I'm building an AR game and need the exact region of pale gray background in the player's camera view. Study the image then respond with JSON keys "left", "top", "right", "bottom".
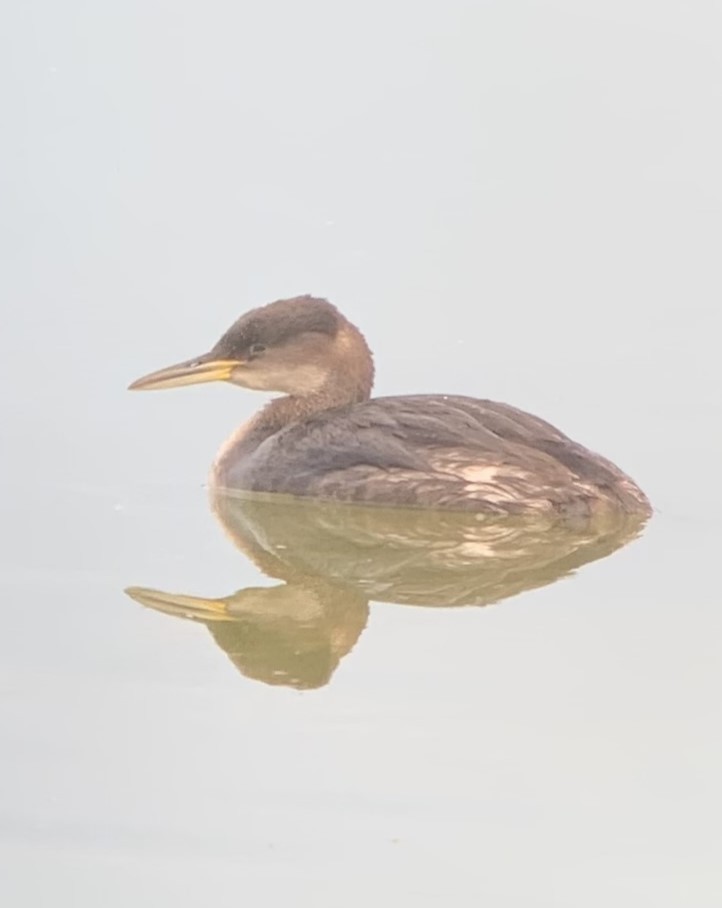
{"left": 1, "top": 1, "right": 721, "bottom": 906}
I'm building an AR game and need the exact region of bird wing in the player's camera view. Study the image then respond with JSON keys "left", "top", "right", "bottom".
{"left": 248, "top": 395, "right": 634, "bottom": 514}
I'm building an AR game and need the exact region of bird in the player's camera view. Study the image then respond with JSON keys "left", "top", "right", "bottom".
{"left": 129, "top": 295, "right": 651, "bottom": 517}
{"left": 124, "top": 490, "right": 648, "bottom": 689}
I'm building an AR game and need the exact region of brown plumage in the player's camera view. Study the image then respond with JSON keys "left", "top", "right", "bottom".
{"left": 129, "top": 295, "right": 651, "bottom": 517}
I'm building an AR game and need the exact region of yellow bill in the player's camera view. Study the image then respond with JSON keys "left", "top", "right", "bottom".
{"left": 128, "top": 356, "right": 241, "bottom": 391}
{"left": 125, "top": 586, "right": 233, "bottom": 621}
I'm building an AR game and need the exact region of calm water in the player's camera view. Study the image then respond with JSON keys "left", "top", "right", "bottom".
{"left": 2, "top": 2, "right": 721, "bottom": 905}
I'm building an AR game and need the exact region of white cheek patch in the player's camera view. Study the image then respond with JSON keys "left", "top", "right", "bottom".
{"left": 239, "top": 364, "right": 328, "bottom": 394}
{"left": 286, "top": 365, "right": 328, "bottom": 394}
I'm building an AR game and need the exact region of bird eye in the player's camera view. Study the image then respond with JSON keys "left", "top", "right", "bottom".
{"left": 249, "top": 343, "right": 267, "bottom": 357}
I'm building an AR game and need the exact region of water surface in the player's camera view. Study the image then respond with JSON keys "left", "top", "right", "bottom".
{"left": 2, "top": 1, "right": 721, "bottom": 905}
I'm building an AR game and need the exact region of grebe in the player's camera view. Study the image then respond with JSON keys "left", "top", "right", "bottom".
{"left": 129, "top": 296, "right": 651, "bottom": 516}
{"left": 125, "top": 493, "right": 648, "bottom": 689}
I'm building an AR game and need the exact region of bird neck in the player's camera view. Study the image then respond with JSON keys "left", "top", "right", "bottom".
{"left": 256, "top": 370, "right": 371, "bottom": 437}
{"left": 214, "top": 320, "right": 375, "bottom": 477}
{"left": 255, "top": 319, "right": 375, "bottom": 433}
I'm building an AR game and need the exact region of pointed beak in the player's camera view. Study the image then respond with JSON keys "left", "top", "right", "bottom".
{"left": 125, "top": 586, "right": 234, "bottom": 621}
{"left": 128, "top": 354, "right": 243, "bottom": 391}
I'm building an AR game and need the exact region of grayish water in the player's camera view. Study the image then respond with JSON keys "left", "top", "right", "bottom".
{"left": 2, "top": 1, "right": 721, "bottom": 905}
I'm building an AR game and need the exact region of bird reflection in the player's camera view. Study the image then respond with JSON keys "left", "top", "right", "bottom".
{"left": 126, "top": 493, "right": 648, "bottom": 690}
